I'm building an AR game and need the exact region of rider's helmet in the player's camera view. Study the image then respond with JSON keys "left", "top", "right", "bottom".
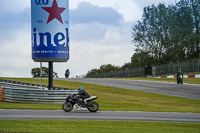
{"left": 78, "top": 86, "right": 83, "bottom": 92}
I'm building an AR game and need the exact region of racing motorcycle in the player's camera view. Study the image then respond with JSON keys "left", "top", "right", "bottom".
{"left": 177, "top": 75, "right": 183, "bottom": 84}
{"left": 62, "top": 95, "right": 99, "bottom": 112}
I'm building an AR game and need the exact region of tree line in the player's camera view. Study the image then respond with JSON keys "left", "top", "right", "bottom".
{"left": 86, "top": 0, "right": 200, "bottom": 76}
{"left": 31, "top": 67, "right": 58, "bottom": 78}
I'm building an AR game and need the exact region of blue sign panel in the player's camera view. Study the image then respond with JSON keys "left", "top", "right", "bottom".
{"left": 31, "top": 0, "right": 69, "bottom": 62}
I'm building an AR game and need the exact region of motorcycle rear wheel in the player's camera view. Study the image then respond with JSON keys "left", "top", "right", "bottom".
{"left": 62, "top": 102, "right": 73, "bottom": 112}
{"left": 87, "top": 101, "right": 99, "bottom": 112}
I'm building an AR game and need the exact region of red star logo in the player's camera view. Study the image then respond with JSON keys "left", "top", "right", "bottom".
{"left": 41, "top": 0, "right": 66, "bottom": 24}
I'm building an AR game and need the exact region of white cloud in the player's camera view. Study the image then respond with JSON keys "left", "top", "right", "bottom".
{"left": 65, "top": 41, "right": 133, "bottom": 77}
{"left": 70, "top": 0, "right": 176, "bottom": 22}
{"left": 63, "top": 24, "right": 133, "bottom": 77}
{"left": 0, "top": 0, "right": 30, "bottom": 13}
{"left": 0, "top": 25, "right": 37, "bottom": 77}
{"left": 70, "top": 0, "right": 142, "bottom": 22}
{"left": 114, "top": 0, "right": 142, "bottom": 22}
{"left": 70, "top": 23, "right": 107, "bottom": 42}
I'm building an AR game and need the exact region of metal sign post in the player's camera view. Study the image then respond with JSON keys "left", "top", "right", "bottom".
{"left": 31, "top": 0, "right": 69, "bottom": 90}
{"left": 40, "top": 62, "right": 43, "bottom": 89}
{"left": 48, "top": 62, "right": 53, "bottom": 90}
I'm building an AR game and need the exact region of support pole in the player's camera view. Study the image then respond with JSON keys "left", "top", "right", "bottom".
{"left": 48, "top": 62, "right": 53, "bottom": 90}
{"left": 40, "top": 62, "right": 43, "bottom": 90}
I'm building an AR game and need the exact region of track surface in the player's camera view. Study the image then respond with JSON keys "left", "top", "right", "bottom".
{"left": 59, "top": 78, "right": 200, "bottom": 99}
{"left": 0, "top": 109, "right": 199, "bottom": 122}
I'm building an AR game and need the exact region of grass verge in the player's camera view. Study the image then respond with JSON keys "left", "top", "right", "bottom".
{"left": 0, "top": 78, "right": 200, "bottom": 113}
{"left": 0, "top": 120, "right": 200, "bottom": 133}
{"left": 121, "top": 77, "right": 200, "bottom": 84}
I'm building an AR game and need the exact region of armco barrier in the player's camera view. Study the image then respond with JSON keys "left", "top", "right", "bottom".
{"left": 0, "top": 79, "right": 68, "bottom": 90}
{"left": 0, "top": 79, "right": 78, "bottom": 103}
{"left": 2, "top": 87, "right": 78, "bottom": 103}
{"left": 0, "top": 81, "right": 40, "bottom": 90}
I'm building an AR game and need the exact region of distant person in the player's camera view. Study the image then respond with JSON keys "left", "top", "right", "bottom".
{"left": 65, "top": 69, "right": 70, "bottom": 78}
{"left": 176, "top": 71, "right": 183, "bottom": 84}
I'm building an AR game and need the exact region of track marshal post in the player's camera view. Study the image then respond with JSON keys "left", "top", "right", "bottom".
{"left": 31, "top": 0, "right": 69, "bottom": 90}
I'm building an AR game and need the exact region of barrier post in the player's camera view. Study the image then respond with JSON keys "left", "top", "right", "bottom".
{"left": 1, "top": 87, "right": 3, "bottom": 101}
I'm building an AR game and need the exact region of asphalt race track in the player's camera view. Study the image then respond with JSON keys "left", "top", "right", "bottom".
{"left": 59, "top": 78, "right": 200, "bottom": 100}
{"left": 0, "top": 109, "right": 200, "bottom": 122}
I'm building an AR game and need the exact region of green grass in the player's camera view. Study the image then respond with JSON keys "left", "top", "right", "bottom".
{"left": 121, "top": 77, "right": 200, "bottom": 84}
{"left": 0, "top": 120, "right": 199, "bottom": 133}
{"left": 0, "top": 101, "right": 61, "bottom": 110}
{"left": 0, "top": 77, "right": 200, "bottom": 113}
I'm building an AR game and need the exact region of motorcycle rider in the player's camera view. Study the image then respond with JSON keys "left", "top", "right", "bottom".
{"left": 63, "top": 86, "right": 99, "bottom": 112}
{"left": 74, "top": 87, "right": 90, "bottom": 104}
{"left": 176, "top": 71, "right": 183, "bottom": 84}
{"left": 65, "top": 69, "right": 70, "bottom": 78}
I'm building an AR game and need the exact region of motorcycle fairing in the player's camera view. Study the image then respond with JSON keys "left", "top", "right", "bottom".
{"left": 85, "top": 96, "right": 98, "bottom": 102}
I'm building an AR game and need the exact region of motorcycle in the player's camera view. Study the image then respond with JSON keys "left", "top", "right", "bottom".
{"left": 177, "top": 75, "right": 183, "bottom": 84}
{"left": 62, "top": 95, "right": 99, "bottom": 112}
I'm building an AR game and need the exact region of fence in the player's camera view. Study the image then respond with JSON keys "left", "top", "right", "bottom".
{"left": 86, "top": 67, "right": 145, "bottom": 78}
{"left": 152, "top": 61, "right": 200, "bottom": 77}
{"left": 85, "top": 61, "right": 200, "bottom": 78}
{"left": 0, "top": 79, "right": 78, "bottom": 103}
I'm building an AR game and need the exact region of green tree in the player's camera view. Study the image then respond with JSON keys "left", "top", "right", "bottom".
{"left": 31, "top": 67, "right": 58, "bottom": 78}
{"left": 132, "top": 0, "right": 200, "bottom": 65}
{"left": 99, "top": 64, "right": 120, "bottom": 73}
{"left": 132, "top": 3, "right": 171, "bottom": 63}
{"left": 131, "top": 51, "right": 152, "bottom": 67}
{"left": 121, "top": 62, "right": 133, "bottom": 70}
{"left": 189, "top": 0, "right": 200, "bottom": 59}
{"left": 86, "top": 68, "right": 99, "bottom": 76}
{"left": 86, "top": 64, "right": 120, "bottom": 76}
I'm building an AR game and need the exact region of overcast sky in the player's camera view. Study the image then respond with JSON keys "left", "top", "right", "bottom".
{"left": 0, "top": 0, "right": 177, "bottom": 78}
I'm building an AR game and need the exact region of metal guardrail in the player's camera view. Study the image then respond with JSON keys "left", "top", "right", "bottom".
{"left": 0, "top": 81, "right": 40, "bottom": 89}
{"left": 0, "top": 79, "right": 71, "bottom": 90}
{"left": 0, "top": 79, "right": 78, "bottom": 103}
{"left": 2, "top": 87, "right": 77, "bottom": 103}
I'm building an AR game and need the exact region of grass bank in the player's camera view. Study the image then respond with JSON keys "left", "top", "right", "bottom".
{"left": 0, "top": 78, "right": 200, "bottom": 113}
{"left": 121, "top": 77, "right": 200, "bottom": 84}
{"left": 0, "top": 120, "right": 199, "bottom": 133}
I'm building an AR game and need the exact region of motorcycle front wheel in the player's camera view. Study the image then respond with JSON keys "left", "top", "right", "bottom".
{"left": 87, "top": 101, "right": 99, "bottom": 112}
{"left": 62, "top": 102, "right": 73, "bottom": 112}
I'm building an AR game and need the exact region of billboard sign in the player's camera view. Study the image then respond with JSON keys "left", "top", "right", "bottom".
{"left": 31, "top": 0, "right": 69, "bottom": 62}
